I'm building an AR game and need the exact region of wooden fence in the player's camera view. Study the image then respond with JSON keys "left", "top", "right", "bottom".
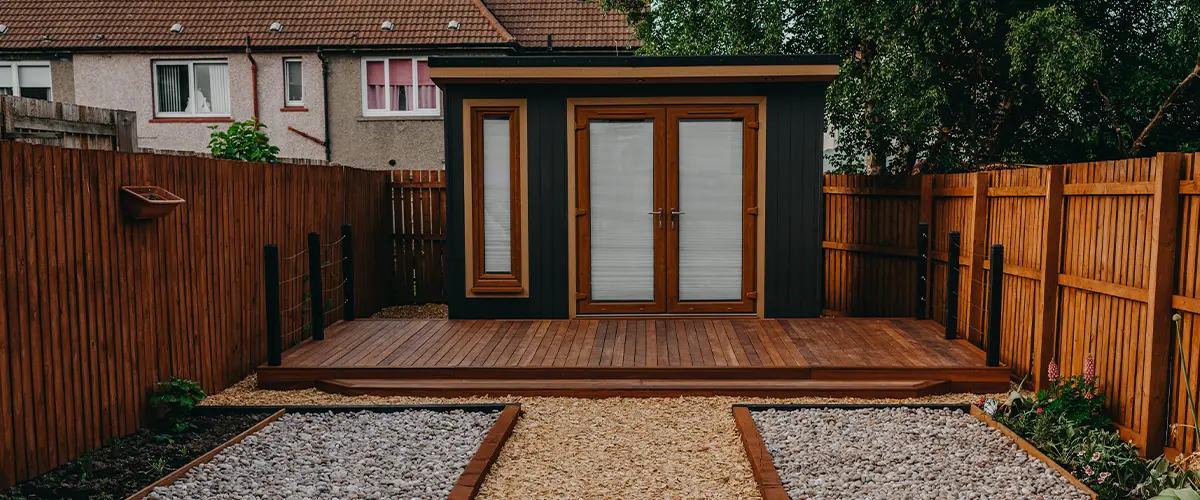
{"left": 0, "top": 141, "right": 392, "bottom": 488}
{"left": 823, "top": 152, "right": 1200, "bottom": 458}
{"left": 392, "top": 169, "right": 447, "bottom": 304}
{"left": 0, "top": 95, "right": 137, "bottom": 152}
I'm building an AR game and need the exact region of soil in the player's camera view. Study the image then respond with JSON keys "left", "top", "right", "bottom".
{"left": 371, "top": 303, "right": 448, "bottom": 319}
{"left": 0, "top": 413, "right": 268, "bottom": 500}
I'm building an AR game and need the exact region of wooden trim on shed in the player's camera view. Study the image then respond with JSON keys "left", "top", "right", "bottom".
{"left": 462, "top": 99, "right": 530, "bottom": 298}
{"left": 431, "top": 65, "right": 839, "bottom": 84}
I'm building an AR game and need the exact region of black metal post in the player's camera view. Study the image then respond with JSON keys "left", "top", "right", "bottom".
{"left": 916, "top": 222, "right": 929, "bottom": 320}
{"left": 308, "top": 232, "right": 325, "bottom": 341}
{"left": 342, "top": 224, "right": 355, "bottom": 321}
{"left": 945, "top": 231, "right": 961, "bottom": 340}
{"left": 264, "top": 244, "right": 282, "bottom": 367}
{"left": 986, "top": 244, "right": 1004, "bottom": 367}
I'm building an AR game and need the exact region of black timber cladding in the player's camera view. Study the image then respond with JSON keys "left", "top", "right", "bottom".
{"left": 444, "top": 82, "right": 826, "bottom": 319}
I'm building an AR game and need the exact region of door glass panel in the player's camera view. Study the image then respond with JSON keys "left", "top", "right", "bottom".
{"left": 590, "top": 120, "right": 656, "bottom": 301}
{"left": 677, "top": 119, "right": 743, "bottom": 301}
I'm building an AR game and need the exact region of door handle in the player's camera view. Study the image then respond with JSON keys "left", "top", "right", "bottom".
{"left": 669, "top": 210, "right": 684, "bottom": 229}
{"left": 648, "top": 209, "right": 663, "bottom": 229}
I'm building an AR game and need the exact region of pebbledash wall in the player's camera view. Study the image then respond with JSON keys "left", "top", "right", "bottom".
{"left": 72, "top": 53, "right": 327, "bottom": 161}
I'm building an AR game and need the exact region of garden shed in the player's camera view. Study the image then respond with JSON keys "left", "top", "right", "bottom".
{"left": 429, "top": 55, "right": 839, "bottom": 319}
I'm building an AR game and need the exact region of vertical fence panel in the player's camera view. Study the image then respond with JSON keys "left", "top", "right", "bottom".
{"left": 0, "top": 142, "right": 396, "bottom": 488}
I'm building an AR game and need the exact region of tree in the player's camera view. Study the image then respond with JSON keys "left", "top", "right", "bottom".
{"left": 602, "top": 0, "right": 1200, "bottom": 174}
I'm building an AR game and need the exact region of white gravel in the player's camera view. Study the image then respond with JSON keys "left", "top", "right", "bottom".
{"left": 149, "top": 410, "right": 499, "bottom": 500}
{"left": 752, "top": 407, "right": 1089, "bottom": 500}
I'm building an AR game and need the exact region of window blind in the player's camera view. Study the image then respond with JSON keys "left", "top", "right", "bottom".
{"left": 677, "top": 119, "right": 743, "bottom": 301}
{"left": 481, "top": 117, "right": 512, "bottom": 274}
{"left": 589, "top": 120, "right": 656, "bottom": 302}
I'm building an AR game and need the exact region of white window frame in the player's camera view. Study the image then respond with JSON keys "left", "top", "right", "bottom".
{"left": 0, "top": 61, "right": 52, "bottom": 100}
{"left": 360, "top": 57, "right": 440, "bottom": 117}
{"left": 151, "top": 59, "right": 231, "bottom": 118}
{"left": 283, "top": 57, "right": 304, "bottom": 107}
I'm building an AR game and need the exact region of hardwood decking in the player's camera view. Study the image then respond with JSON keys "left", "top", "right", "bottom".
{"left": 257, "top": 318, "right": 1011, "bottom": 397}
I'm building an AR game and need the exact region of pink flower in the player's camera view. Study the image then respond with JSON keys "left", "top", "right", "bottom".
{"left": 1084, "top": 392, "right": 1094, "bottom": 400}
{"left": 1047, "top": 360, "right": 1060, "bottom": 383}
{"left": 1084, "top": 356, "right": 1096, "bottom": 384}
{"left": 1091, "top": 452, "right": 1101, "bottom": 461}
{"left": 1084, "top": 465, "right": 1094, "bottom": 477}
{"left": 1036, "top": 407, "right": 1043, "bottom": 414}
{"left": 1098, "top": 472, "right": 1110, "bottom": 484}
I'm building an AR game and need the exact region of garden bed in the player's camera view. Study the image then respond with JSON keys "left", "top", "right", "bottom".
{"left": 734, "top": 404, "right": 1094, "bottom": 499}
{"left": 0, "top": 412, "right": 274, "bottom": 500}
{"left": 145, "top": 404, "right": 519, "bottom": 500}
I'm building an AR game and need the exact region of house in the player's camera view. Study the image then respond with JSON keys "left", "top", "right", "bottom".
{"left": 0, "top": 0, "right": 636, "bottom": 168}
{"left": 428, "top": 54, "right": 840, "bottom": 319}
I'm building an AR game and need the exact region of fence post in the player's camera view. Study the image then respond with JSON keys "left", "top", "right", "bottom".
{"left": 945, "top": 231, "right": 961, "bottom": 340}
{"left": 264, "top": 244, "right": 282, "bottom": 366}
{"left": 342, "top": 224, "right": 355, "bottom": 321}
{"left": 916, "top": 222, "right": 929, "bottom": 320}
{"left": 1032, "top": 165, "right": 1064, "bottom": 390}
{"left": 308, "top": 232, "right": 325, "bottom": 341}
{"left": 986, "top": 244, "right": 1004, "bottom": 367}
{"left": 1138, "top": 152, "right": 1182, "bottom": 458}
{"left": 966, "top": 172, "right": 991, "bottom": 346}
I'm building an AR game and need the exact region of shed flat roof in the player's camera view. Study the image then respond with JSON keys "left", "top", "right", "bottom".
{"left": 428, "top": 54, "right": 841, "bottom": 83}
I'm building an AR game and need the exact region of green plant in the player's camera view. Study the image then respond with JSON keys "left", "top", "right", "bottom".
{"left": 149, "top": 376, "right": 206, "bottom": 433}
{"left": 207, "top": 119, "right": 280, "bottom": 163}
{"left": 1154, "top": 488, "right": 1200, "bottom": 500}
{"left": 148, "top": 457, "right": 169, "bottom": 476}
{"left": 1134, "top": 457, "right": 1200, "bottom": 498}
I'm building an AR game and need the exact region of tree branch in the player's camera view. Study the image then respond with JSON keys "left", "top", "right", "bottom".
{"left": 1130, "top": 53, "right": 1200, "bottom": 156}
{"left": 1092, "top": 79, "right": 1126, "bottom": 153}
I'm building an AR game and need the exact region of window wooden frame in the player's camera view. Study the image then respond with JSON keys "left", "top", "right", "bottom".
{"left": 463, "top": 99, "right": 528, "bottom": 296}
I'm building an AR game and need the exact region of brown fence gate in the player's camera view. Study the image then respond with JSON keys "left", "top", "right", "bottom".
{"left": 392, "top": 170, "right": 447, "bottom": 304}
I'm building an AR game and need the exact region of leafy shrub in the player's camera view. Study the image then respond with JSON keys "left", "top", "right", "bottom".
{"left": 207, "top": 119, "right": 280, "bottom": 163}
{"left": 149, "top": 377, "right": 206, "bottom": 433}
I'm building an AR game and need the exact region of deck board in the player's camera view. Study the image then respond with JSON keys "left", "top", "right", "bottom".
{"left": 276, "top": 318, "right": 987, "bottom": 370}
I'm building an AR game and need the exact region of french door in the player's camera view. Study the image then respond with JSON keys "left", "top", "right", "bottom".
{"left": 575, "top": 105, "right": 757, "bottom": 314}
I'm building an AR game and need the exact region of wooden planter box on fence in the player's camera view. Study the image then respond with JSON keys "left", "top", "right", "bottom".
{"left": 732, "top": 404, "right": 1098, "bottom": 500}
{"left": 119, "top": 186, "right": 185, "bottom": 220}
{"left": 128, "top": 404, "right": 520, "bottom": 500}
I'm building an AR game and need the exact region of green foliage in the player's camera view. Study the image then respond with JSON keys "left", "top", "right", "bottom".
{"left": 602, "top": 0, "right": 1200, "bottom": 173}
{"left": 207, "top": 119, "right": 281, "bottom": 163}
{"left": 149, "top": 376, "right": 206, "bottom": 434}
{"left": 1154, "top": 488, "right": 1200, "bottom": 500}
{"left": 1135, "top": 457, "right": 1200, "bottom": 498}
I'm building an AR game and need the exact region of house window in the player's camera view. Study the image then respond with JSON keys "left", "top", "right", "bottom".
{"left": 0, "top": 62, "right": 52, "bottom": 100}
{"left": 284, "top": 58, "right": 303, "bottom": 106}
{"left": 469, "top": 105, "right": 525, "bottom": 294}
{"left": 152, "top": 60, "right": 230, "bottom": 117}
{"left": 361, "top": 57, "right": 439, "bottom": 116}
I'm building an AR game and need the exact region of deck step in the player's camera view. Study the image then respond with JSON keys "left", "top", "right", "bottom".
{"left": 315, "top": 378, "right": 954, "bottom": 398}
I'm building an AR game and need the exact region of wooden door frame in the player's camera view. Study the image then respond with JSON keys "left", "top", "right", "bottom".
{"left": 567, "top": 97, "right": 768, "bottom": 318}
{"left": 664, "top": 105, "right": 758, "bottom": 314}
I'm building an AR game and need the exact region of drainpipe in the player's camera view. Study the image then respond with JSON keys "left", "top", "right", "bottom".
{"left": 245, "top": 36, "right": 260, "bottom": 122}
{"left": 317, "top": 47, "right": 333, "bottom": 162}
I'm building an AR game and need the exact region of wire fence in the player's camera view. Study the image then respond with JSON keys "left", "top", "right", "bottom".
{"left": 272, "top": 229, "right": 353, "bottom": 351}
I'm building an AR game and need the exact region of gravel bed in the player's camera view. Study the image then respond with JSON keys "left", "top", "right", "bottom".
{"left": 201, "top": 374, "right": 1008, "bottom": 498}
{"left": 148, "top": 410, "right": 497, "bottom": 500}
{"left": 371, "top": 304, "right": 448, "bottom": 319}
{"left": 752, "top": 407, "right": 1089, "bottom": 499}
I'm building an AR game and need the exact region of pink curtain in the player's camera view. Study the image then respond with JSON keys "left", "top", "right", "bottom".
{"left": 417, "top": 60, "right": 436, "bottom": 109}
{"left": 389, "top": 58, "right": 413, "bottom": 111}
{"left": 366, "top": 61, "right": 385, "bottom": 110}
